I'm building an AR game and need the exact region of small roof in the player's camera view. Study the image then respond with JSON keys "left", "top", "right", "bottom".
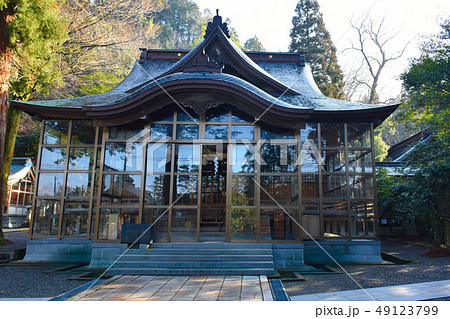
{"left": 8, "top": 158, "right": 34, "bottom": 185}
{"left": 12, "top": 12, "right": 398, "bottom": 127}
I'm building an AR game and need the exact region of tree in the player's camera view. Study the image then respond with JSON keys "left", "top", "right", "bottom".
{"left": 243, "top": 35, "right": 265, "bottom": 52}
{"left": 289, "top": 0, "right": 345, "bottom": 99}
{"left": 378, "top": 20, "right": 450, "bottom": 243}
{"left": 0, "top": 0, "right": 67, "bottom": 245}
{"left": 53, "top": 0, "right": 165, "bottom": 99}
{"left": 399, "top": 19, "right": 450, "bottom": 138}
{"left": 345, "top": 15, "right": 409, "bottom": 104}
{"left": 154, "top": 0, "right": 202, "bottom": 50}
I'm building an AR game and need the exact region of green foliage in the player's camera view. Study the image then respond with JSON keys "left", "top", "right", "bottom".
{"left": 374, "top": 134, "right": 389, "bottom": 162}
{"left": 78, "top": 72, "right": 126, "bottom": 95}
{"left": 289, "top": 0, "right": 345, "bottom": 99}
{"left": 377, "top": 19, "right": 450, "bottom": 243}
{"left": 155, "top": 0, "right": 202, "bottom": 49}
{"left": 398, "top": 19, "right": 450, "bottom": 138}
{"left": 243, "top": 35, "right": 265, "bottom": 52}
{"left": 8, "top": 0, "right": 68, "bottom": 100}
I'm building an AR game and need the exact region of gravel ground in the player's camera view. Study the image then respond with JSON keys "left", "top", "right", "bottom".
{"left": 1, "top": 232, "right": 449, "bottom": 299}
{"left": 0, "top": 265, "right": 87, "bottom": 298}
{"left": 0, "top": 230, "right": 85, "bottom": 298}
{"left": 284, "top": 239, "right": 450, "bottom": 298}
{"left": 0, "top": 231, "right": 29, "bottom": 253}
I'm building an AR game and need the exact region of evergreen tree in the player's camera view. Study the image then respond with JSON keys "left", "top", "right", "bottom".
{"left": 289, "top": 0, "right": 345, "bottom": 99}
{"left": 0, "top": 0, "right": 67, "bottom": 245}
{"left": 243, "top": 35, "right": 265, "bottom": 52}
{"left": 154, "top": 0, "right": 202, "bottom": 49}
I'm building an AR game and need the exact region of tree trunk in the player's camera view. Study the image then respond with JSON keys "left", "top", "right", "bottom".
{"left": 1, "top": 105, "right": 21, "bottom": 223}
{"left": 0, "top": 2, "right": 15, "bottom": 244}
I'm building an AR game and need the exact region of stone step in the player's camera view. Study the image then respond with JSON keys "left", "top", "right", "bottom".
{"left": 112, "top": 260, "right": 274, "bottom": 269}
{"left": 117, "top": 254, "right": 274, "bottom": 262}
{"left": 149, "top": 243, "right": 273, "bottom": 249}
{"left": 107, "top": 267, "right": 278, "bottom": 276}
{"left": 121, "top": 248, "right": 273, "bottom": 255}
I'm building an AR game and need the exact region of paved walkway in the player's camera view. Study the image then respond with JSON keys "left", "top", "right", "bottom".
{"left": 2, "top": 228, "right": 29, "bottom": 233}
{"left": 291, "top": 280, "right": 450, "bottom": 301}
{"left": 69, "top": 275, "right": 273, "bottom": 301}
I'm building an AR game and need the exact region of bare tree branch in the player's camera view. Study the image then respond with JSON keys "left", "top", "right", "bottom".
{"left": 344, "top": 14, "right": 410, "bottom": 104}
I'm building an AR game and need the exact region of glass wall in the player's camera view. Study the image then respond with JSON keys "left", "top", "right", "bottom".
{"left": 33, "top": 121, "right": 101, "bottom": 237}
{"left": 32, "top": 108, "right": 377, "bottom": 241}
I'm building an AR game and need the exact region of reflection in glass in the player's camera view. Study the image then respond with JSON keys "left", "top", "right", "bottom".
{"left": 109, "top": 123, "right": 145, "bottom": 139}
{"left": 231, "top": 109, "right": 254, "bottom": 122}
{"left": 260, "top": 209, "right": 299, "bottom": 240}
{"left": 171, "top": 209, "right": 197, "bottom": 241}
{"left": 322, "top": 150, "right": 346, "bottom": 172}
{"left": 351, "top": 201, "right": 375, "bottom": 237}
{"left": 98, "top": 208, "right": 139, "bottom": 240}
{"left": 302, "top": 174, "right": 319, "bottom": 198}
{"left": 260, "top": 176, "right": 299, "bottom": 206}
{"left": 301, "top": 149, "right": 319, "bottom": 173}
{"left": 348, "top": 124, "right": 371, "bottom": 148}
{"left": 300, "top": 123, "right": 318, "bottom": 145}
{"left": 231, "top": 209, "right": 256, "bottom": 240}
{"left": 145, "top": 175, "right": 170, "bottom": 205}
{"left": 40, "top": 147, "right": 66, "bottom": 170}
{"left": 101, "top": 174, "right": 141, "bottom": 205}
{"left": 206, "top": 108, "right": 228, "bottom": 122}
{"left": 231, "top": 125, "right": 254, "bottom": 140}
{"left": 174, "top": 175, "right": 198, "bottom": 205}
{"left": 142, "top": 207, "right": 169, "bottom": 242}
{"left": 68, "top": 148, "right": 94, "bottom": 170}
{"left": 260, "top": 144, "right": 298, "bottom": 173}
{"left": 43, "top": 121, "right": 69, "bottom": 144}
{"left": 321, "top": 123, "right": 345, "bottom": 148}
{"left": 33, "top": 199, "right": 61, "bottom": 235}
{"left": 66, "top": 173, "right": 91, "bottom": 197}
{"left": 147, "top": 144, "right": 171, "bottom": 173}
{"left": 37, "top": 173, "right": 64, "bottom": 196}
{"left": 232, "top": 144, "right": 255, "bottom": 173}
{"left": 348, "top": 151, "right": 373, "bottom": 173}
{"left": 232, "top": 176, "right": 255, "bottom": 206}
{"left": 176, "top": 124, "right": 199, "bottom": 139}
{"left": 350, "top": 175, "right": 374, "bottom": 198}
{"left": 62, "top": 200, "right": 89, "bottom": 236}
{"left": 261, "top": 125, "right": 295, "bottom": 140}
{"left": 104, "top": 142, "right": 143, "bottom": 171}
{"left": 151, "top": 124, "right": 172, "bottom": 139}
{"left": 322, "top": 175, "right": 346, "bottom": 198}
{"left": 177, "top": 110, "right": 199, "bottom": 122}
{"left": 175, "top": 144, "right": 200, "bottom": 172}
{"left": 323, "top": 201, "right": 348, "bottom": 237}
{"left": 302, "top": 201, "right": 320, "bottom": 238}
{"left": 205, "top": 125, "right": 228, "bottom": 139}
{"left": 71, "top": 121, "right": 95, "bottom": 144}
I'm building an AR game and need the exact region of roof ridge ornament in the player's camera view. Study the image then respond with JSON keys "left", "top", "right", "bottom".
{"left": 204, "top": 9, "right": 230, "bottom": 39}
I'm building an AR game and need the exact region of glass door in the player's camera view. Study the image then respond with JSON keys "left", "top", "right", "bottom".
{"left": 200, "top": 144, "right": 227, "bottom": 241}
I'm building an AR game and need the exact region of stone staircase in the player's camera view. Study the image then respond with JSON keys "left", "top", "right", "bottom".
{"left": 108, "top": 243, "right": 277, "bottom": 276}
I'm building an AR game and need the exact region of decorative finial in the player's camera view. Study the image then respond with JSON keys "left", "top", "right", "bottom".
{"left": 204, "top": 8, "right": 230, "bottom": 39}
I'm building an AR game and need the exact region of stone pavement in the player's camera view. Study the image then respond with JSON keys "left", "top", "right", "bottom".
{"left": 291, "top": 280, "right": 450, "bottom": 301}
{"left": 68, "top": 275, "right": 273, "bottom": 301}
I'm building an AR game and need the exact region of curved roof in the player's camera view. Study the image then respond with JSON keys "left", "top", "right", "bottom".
{"left": 12, "top": 13, "right": 398, "bottom": 127}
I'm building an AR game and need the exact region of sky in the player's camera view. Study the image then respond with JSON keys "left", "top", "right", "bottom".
{"left": 194, "top": 0, "right": 450, "bottom": 101}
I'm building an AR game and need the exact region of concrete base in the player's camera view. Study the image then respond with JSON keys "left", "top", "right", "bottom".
{"left": 23, "top": 238, "right": 92, "bottom": 263}
{"left": 272, "top": 243, "right": 304, "bottom": 269}
{"left": 304, "top": 240, "right": 382, "bottom": 264}
{"left": 88, "top": 243, "right": 123, "bottom": 268}
{"left": 23, "top": 239, "right": 382, "bottom": 267}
